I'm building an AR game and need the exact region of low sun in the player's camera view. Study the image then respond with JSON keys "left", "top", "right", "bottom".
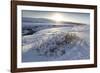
{"left": 50, "top": 13, "right": 64, "bottom": 22}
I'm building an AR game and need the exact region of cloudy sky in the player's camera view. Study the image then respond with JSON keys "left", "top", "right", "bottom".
{"left": 22, "top": 10, "right": 90, "bottom": 24}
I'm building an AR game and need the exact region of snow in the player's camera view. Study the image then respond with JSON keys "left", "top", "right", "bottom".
{"left": 22, "top": 25, "right": 90, "bottom": 62}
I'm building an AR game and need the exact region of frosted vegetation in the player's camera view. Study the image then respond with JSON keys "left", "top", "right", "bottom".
{"left": 22, "top": 17, "right": 90, "bottom": 62}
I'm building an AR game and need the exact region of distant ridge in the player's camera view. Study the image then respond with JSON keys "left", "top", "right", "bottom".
{"left": 22, "top": 17, "right": 55, "bottom": 23}
{"left": 22, "top": 17, "right": 87, "bottom": 25}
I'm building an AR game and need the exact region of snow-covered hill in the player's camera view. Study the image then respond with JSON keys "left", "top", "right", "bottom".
{"left": 22, "top": 25, "right": 90, "bottom": 62}
{"left": 22, "top": 17, "right": 88, "bottom": 36}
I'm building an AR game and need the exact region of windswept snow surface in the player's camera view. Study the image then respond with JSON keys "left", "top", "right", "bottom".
{"left": 22, "top": 25, "right": 90, "bottom": 62}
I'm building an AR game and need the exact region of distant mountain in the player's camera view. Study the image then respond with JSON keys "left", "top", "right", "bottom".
{"left": 22, "top": 17, "right": 87, "bottom": 25}
{"left": 22, "top": 17, "right": 55, "bottom": 23}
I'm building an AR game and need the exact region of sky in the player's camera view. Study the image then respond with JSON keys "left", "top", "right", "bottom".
{"left": 22, "top": 10, "right": 90, "bottom": 24}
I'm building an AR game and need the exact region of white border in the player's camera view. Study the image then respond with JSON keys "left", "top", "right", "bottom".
{"left": 17, "top": 5, "right": 94, "bottom": 68}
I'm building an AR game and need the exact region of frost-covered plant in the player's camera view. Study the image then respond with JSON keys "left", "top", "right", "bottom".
{"left": 33, "top": 32, "right": 79, "bottom": 57}
{"left": 64, "top": 33, "right": 77, "bottom": 44}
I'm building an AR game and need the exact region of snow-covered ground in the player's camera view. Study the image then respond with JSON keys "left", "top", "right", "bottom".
{"left": 22, "top": 24, "right": 90, "bottom": 62}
